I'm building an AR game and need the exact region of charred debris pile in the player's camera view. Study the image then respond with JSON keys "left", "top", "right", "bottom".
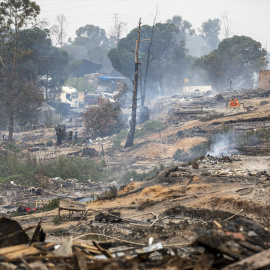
{"left": 1, "top": 216, "right": 270, "bottom": 269}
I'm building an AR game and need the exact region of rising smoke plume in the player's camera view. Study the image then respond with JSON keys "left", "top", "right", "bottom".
{"left": 207, "top": 132, "right": 238, "bottom": 157}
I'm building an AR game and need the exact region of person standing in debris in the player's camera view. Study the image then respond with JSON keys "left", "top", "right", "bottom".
{"left": 229, "top": 96, "right": 239, "bottom": 109}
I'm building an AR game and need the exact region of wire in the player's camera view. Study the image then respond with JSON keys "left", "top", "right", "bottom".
{"left": 41, "top": 0, "right": 127, "bottom": 13}
{"left": 40, "top": 0, "right": 99, "bottom": 6}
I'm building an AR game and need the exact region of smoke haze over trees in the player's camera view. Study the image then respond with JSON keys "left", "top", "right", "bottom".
{"left": 0, "top": 0, "right": 268, "bottom": 140}
{"left": 194, "top": 35, "right": 267, "bottom": 89}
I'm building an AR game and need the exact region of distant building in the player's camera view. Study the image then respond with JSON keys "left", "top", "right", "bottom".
{"left": 73, "top": 60, "right": 102, "bottom": 77}
{"left": 182, "top": 85, "right": 212, "bottom": 96}
{"left": 259, "top": 70, "right": 270, "bottom": 90}
{"left": 84, "top": 74, "right": 128, "bottom": 92}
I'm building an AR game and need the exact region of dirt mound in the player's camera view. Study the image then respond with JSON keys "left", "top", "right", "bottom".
{"left": 139, "top": 185, "right": 174, "bottom": 199}
{"left": 137, "top": 185, "right": 186, "bottom": 202}
{"left": 186, "top": 184, "right": 210, "bottom": 192}
{"left": 191, "top": 176, "right": 206, "bottom": 183}
{"left": 118, "top": 182, "right": 141, "bottom": 195}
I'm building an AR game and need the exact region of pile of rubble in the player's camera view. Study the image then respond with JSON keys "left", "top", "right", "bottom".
{"left": 197, "top": 155, "right": 236, "bottom": 164}
{"left": 1, "top": 216, "right": 270, "bottom": 269}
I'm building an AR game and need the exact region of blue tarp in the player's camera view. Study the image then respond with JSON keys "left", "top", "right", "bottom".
{"left": 98, "top": 76, "right": 125, "bottom": 81}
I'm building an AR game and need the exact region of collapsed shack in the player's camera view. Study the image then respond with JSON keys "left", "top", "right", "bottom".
{"left": 1, "top": 215, "right": 270, "bottom": 269}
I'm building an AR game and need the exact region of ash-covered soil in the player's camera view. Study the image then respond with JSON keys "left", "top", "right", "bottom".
{"left": 2, "top": 88, "right": 270, "bottom": 254}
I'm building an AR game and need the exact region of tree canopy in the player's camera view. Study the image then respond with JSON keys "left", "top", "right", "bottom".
{"left": 0, "top": 1, "right": 69, "bottom": 138}
{"left": 166, "top": 15, "right": 195, "bottom": 42}
{"left": 63, "top": 24, "right": 116, "bottom": 73}
{"left": 0, "top": 0, "right": 41, "bottom": 139}
{"left": 194, "top": 35, "right": 268, "bottom": 89}
{"left": 108, "top": 21, "right": 192, "bottom": 95}
{"left": 199, "top": 18, "right": 221, "bottom": 54}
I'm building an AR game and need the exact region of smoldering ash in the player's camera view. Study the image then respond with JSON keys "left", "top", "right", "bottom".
{"left": 207, "top": 132, "right": 238, "bottom": 157}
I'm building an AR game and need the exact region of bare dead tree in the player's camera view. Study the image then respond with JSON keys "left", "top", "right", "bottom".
{"left": 125, "top": 18, "right": 141, "bottom": 148}
{"left": 222, "top": 12, "right": 234, "bottom": 39}
{"left": 51, "top": 14, "right": 67, "bottom": 46}
{"left": 116, "top": 21, "right": 127, "bottom": 43}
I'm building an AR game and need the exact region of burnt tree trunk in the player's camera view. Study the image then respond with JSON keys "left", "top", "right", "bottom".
{"left": 45, "top": 70, "right": 49, "bottom": 101}
{"left": 8, "top": 90, "right": 14, "bottom": 141}
{"left": 141, "top": 17, "right": 155, "bottom": 109}
{"left": 125, "top": 18, "right": 141, "bottom": 148}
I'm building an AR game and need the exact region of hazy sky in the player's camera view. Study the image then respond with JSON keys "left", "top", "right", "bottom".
{"left": 35, "top": 0, "right": 270, "bottom": 48}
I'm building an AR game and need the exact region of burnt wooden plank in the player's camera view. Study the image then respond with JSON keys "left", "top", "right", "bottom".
{"left": 222, "top": 248, "right": 270, "bottom": 270}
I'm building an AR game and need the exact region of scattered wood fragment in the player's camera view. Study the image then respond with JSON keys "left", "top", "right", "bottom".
{"left": 222, "top": 248, "right": 270, "bottom": 270}
{"left": 1, "top": 215, "right": 270, "bottom": 269}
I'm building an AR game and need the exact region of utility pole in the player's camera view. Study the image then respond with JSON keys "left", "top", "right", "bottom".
{"left": 125, "top": 18, "right": 141, "bottom": 148}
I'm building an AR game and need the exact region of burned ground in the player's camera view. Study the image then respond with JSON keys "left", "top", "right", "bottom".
{"left": 1, "top": 89, "right": 270, "bottom": 268}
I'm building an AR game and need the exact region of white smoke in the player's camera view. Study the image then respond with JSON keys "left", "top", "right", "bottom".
{"left": 207, "top": 132, "right": 237, "bottom": 157}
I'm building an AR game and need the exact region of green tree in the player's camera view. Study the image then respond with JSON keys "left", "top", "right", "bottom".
{"left": 166, "top": 15, "right": 195, "bottom": 42}
{"left": 0, "top": 0, "right": 40, "bottom": 140}
{"left": 40, "top": 46, "right": 69, "bottom": 100}
{"left": 64, "top": 24, "right": 116, "bottom": 75}
{"left": 18, "top": 27, "right": 69, "bottom": 100}
{"left": 218, "top": 35, "right": 267, "bottom": 88}
{"left": 14, "top": 83, "right": 43, "bottom": 126}
{"left": 88, "top": 46, "right": 113, "bottom": 72}
{"left": 163, "top": 42, "right": 194, "bottom": 90}
{"left": 194, "top": 35, "right": 268, "bottom": 90}
{"left": 74, "top": 24, "right": 109, "bottom": 50}
{"left": 107, "top": 47, "right": 134, "bottom": 79}
{"left": 108, "top": 22, "right": 187, "bottom": 95}
{"left": 199, "top": 18, "right": 221, "bottom": 53}
{"left": 62, "top": 44, "right": 88, "bottom": 60}
{"left": 194, "top": 51, "right": 222, "bottom": 90}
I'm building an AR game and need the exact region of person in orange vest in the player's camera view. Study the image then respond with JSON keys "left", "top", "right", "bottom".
{"left": 229, "top": 96, "right": 239, "bottom": 108}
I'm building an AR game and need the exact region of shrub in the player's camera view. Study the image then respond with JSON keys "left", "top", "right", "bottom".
{"left": 53, "top": 216, "right": 61, "bottom": 225}
{"left": 190, "top": 142, "right": 209, "bottom": 157}
{"left": 46, "top": 140, "right": 54, "bottom": 147}
{"left": 82, "top": 98, "right": 126, "bottom": 138}
{"left": 37, "top": 156, "right": 104, "bottom": 182}
{"left": 236, "top": 128, "right": 270, "bottom": 146}
{"left": 6, "top": 142, "right": 21, "bottom": 153}
{"left": 135, "top": 121, "right": 165, "bottom": 138}
{"left": 0, "top": 153, "right": 106, "bottom": 187}
{"left": 42, "top": 198, "right": 61, "bottom": 211}
{"left": 173, "top": 149, "right": 184, "bottom": 160}
{"left": 112, "top": 129, "right": 128, "bottom": 148}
